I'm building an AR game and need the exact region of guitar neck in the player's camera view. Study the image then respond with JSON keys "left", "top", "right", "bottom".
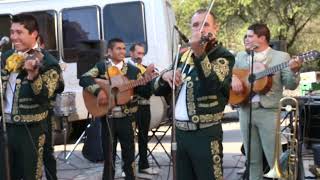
{"left": 255, "top": 61, "right": 289, "bottom": 80}
{"left": 121, "top": 74, "right": 158, "bottom": 90}
{"left": 254, "top": 50, "right": 319, "bottom": 80}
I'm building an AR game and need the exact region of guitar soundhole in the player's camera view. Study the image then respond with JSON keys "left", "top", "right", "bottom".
{"left": 111, "top": 87, "right": 119, "bottom": 95}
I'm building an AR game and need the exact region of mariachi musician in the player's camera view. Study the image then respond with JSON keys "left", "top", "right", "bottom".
{"left": 0, "top": 14, "right": 63, "bottom": 180}
{"left": 129, "top": 43, "right": 159, "bottom": 175}
{"left": 231, "top": 23, "right": 302, "bottom": 180}
{"left": 79, "top": 38, "right": 155, "bottom": 180}
{"left": 152, "top": 9, "right": 235, "bottom": 180}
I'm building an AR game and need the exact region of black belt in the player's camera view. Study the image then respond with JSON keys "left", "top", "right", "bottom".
{"left": 175, "top": 120, "right": 216, "bottom": 131}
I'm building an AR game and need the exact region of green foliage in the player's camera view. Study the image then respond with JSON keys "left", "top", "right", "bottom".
{"left": 172, "top": 0, "right": 320, "bottom": 71}
{"left": 171, "top": 0, "right": 210, "bottom": 36}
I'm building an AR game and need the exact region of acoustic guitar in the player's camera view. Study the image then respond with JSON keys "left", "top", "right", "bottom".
{"left": 83, "top": 66, "right": 157, "bottom": 117}
{"left": 229, "top": 50, "right": 320, "bottom": 105}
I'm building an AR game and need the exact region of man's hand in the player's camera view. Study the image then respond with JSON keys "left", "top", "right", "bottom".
{"left": 97, "top": 90, "right": 108, "bottom": 105}
{"left": 162, "top": 69, "right": 183, "bottom": 88}
{"left": 231, "top": 75, "right": 244, "bottom": 94}
{"left": 145, "top": 64, "right": 156, "bottom": 75}
{"left": 289, "top": 56, "right": 302, "bottom": 73}
{"left": 24, "top": 59, "right": 40, "bottom": 80}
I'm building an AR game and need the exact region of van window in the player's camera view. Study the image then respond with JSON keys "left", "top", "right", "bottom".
{"left": 62, "top": 6, "right": 100, "bottom": 63}
{"left": 0, "top": 14, "right": 12, "bottom": 52}
{"left": 103, "top": 2, "right": 147, "bottom": 54}
{"left": 29, "top": 11, "right": 58, "bottom": 58}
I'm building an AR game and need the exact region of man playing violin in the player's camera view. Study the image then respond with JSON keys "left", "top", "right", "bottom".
{"left": 79, "top": 38, "right": 154, "bottom": 180}
{"left": 231, "top": 23, "right": 301, "bottom": 180}
{"left": 0, "top": 13, "right": 63, "bottom": 180}
{"left": 152, "top": 9, "right": 235, "bottom": 180}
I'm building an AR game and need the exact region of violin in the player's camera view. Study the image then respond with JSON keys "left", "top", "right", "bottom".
{"left": 25, "top": 49, "right": 44, "bottom": 70}
{"left": 182, "top": 32, "right": 215, "bottom": 47}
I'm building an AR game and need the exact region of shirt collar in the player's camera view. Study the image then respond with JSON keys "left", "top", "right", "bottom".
{"left": 255, "top": 47, "right": 270, "bottom": 57}
{"left": 253, "top": 47, "right": 271, "bottom": 62}
{"left": 16, "top": 42, "right": 40, "bottom": 55}
{"left": 110, "top": 59, "right": 124, "bottom": 70}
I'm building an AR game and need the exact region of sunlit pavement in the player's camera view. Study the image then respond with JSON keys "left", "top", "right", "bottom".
{"left": 49, "top": 122, "right": 243, "bottom": 180}
{"left": 50, "top": 121, "right": 315, "bottom": 180}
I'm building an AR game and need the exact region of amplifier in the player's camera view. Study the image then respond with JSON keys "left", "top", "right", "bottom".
{"left": 301, "top": 103, "right": 320, "bottom": 147}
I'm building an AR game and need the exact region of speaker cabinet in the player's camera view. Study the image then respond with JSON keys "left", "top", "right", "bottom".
{"left": 269, "top": 40, "right": 287, "bottom": 52}
{"left": 301, "top": 102, "right": 320, "bottom": 147}
{"left": 77, "top": 40, "right": 106, "bottom": 79}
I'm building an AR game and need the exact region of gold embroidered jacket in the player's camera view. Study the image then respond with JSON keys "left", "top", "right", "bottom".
{"left": 1, "top": 49, "right": 63, "bottom": 124}
{"left": 134, "top": 63, "right": 152, "bottom": 103}
{"left": 152, "top": 45, "right": 235, "bottom": 124}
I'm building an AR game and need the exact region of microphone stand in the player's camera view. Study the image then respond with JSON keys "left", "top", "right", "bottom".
{"left": 171, "top": 43, "right": 182, "bottom": 180}
{"left": 246, "top": 49, "right": 256, "bottom": 180}
{"left": 104, "top": 60, "right": 114, "bottom": 180}
{"left": 0, "top": 48, "right": 11, "bottom": 180}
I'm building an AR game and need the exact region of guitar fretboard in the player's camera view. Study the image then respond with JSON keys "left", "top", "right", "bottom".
{"left": 120, "top": 73, "right": 158, "bottom": 91}
{"left": 255, "top": 61, "right": 289, "bottom": 80}
{"left": 255, "top": 50, "right": 319, "bottom": 80}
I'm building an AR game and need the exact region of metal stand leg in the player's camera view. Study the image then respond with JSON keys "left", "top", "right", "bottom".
{"left": 56, "top": 116, "right": 69, "bottom": 159}
{"left": 148, "top": 124, "right": 172, "bottom": 161}
{"left": 63, "top": 116, "right": 67, "bottom": 159}
{"left": 56, "top": 116, "right": 80, "bottom": 169}
{"left": 65, "top": 123, "right": 91, "bottom": 160}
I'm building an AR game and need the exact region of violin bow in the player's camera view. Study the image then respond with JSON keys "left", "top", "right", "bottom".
{"left": 180, "top": 0, "right": 216, "bottom": 74}
{"left": 199, "top": 0, "right": 216, "bottom": 32}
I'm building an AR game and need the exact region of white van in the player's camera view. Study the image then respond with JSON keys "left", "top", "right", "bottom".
{"left": 0, "top": 0, "right": 177, "bottom": 130}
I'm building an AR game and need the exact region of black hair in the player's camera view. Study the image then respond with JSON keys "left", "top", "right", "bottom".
{"left": 129, "top": 42, "right": 144, "bottom": 52}
{"left": 11, "top": 13, "right": 39, "bottom": 34}
{"left": 248, "top": 23, "right": 270, "bottom": 43}
{"left": 107, "top": 38, "right": 124, "bottom": 49}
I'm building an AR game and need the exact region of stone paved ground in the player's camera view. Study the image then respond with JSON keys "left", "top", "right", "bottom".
{"left": 50, "top": 122, "right": 315, "bottom": 180}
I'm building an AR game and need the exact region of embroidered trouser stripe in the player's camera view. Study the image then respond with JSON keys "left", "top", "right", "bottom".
{"left": 176, "top": 123, "right": 223, "bottom": 180}
{"left": 43, "top": 110, "right": 58, "bottom": 180}
{"left": 0, "top": 121, "right": 46, "bottom": 180}
{"left": 36, "top": 134, "right": 46, "bottom": 180}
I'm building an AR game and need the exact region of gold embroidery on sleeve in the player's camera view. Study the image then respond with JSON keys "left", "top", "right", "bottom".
{"left": 42, "top": 69, "right": 59, "bottom": 97}
{"left": 31, "top": 76, "right": 43, "bottom": 95}
{"left": 200, "top": 56, "right": 212, "bottom": 78}
{"left": 212, "top": 58, "right": 229, "bottom": 81}
{"left": 86, "top": 84, "right": 100, "bottom": 95}
{"left": 84, "top": 67, "right": 99, "bottom": 77}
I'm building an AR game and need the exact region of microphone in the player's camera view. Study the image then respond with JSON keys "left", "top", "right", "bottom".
{"left": 0, "top": 36, "right": 9, "bottom": 47}
{"left": 174, "top": 25, "right": 189, "bottom": 44}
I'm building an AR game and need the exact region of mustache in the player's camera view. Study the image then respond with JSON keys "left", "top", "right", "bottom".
{"left": 134, "top": 57, "right": 142, "bottom": 62}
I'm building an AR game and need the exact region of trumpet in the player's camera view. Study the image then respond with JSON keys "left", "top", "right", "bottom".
{"left": 264, "top": 97, "right": 299, "bottom": 180}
